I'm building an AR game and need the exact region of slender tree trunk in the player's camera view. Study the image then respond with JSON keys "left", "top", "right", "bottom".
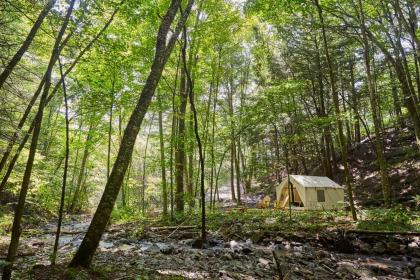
{"left": 230, "top": 143, "right": 236, "bottom": 201}
{"left": 51, "top": 58, "right": 70, "bottom": 264}
{"left": 175, "top": 41, "right": 187, "bottom": 212}
{"left": 314, "top": 0, "right": 357, "bottom": 220}
{"left": 350, "top": 59, "right": 361, "bottom": 143}
{"left": 228, "top": 81, "right": 237, "bottom": 202}
{"left": 68, "top": 0, "right": 193, "bottom": 268}
{"left": 366, "top": 28, "right": 420, "bottom": 145}
{"left": 158, "top": 93, "right": 168, "bottom": 216}
{"left": 0, "top": 0, "right": 55, "bottom": 89}
{"left": 388, "top": 63, "right": 404, "bottom": 127}
{"left": 141, "top": 114, "right": 154, "bottom": 214}
{"left": 107, "top": 81, "right": 115, "bottom": 179}
{"left": 69, "top": 123, "right": 92, "bottom": 213}
{"left": 187, "top": 112, "right": 194, "bottom": 207}
{"left": 170, "top": 54, "right": 181, "bottom": 219}
{"left": 2, "top": 2, "right": 75, "bottom": 279}
{"left": 358, "top": 0, "right": 391, "bottom": 207}
{"left": 0, "top": 78, "right": 45, "bottom": 173}
{"left": 209, "top": 48, "right": 221, "bottom": 209}
{"left": 182, "top": 29, "right": 206, "bottom": 241}
{"left": 273, "top": 124, "right": 282, "bottom": 184}
{"left": 314, "top": 36, "right": 333, "bottom": 178}
{"left": 235, "top": 137, "right": 242, "bottom": 205}
{"left": 0, "top": 5, "right": 121, "bottom": 191}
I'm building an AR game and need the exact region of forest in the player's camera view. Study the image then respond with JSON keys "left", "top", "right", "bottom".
{"left": 0, "top": 0, "right": 419, "bottom": 279}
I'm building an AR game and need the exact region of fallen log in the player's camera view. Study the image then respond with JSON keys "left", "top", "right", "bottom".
{"left": 43, "top": 230, "right": 86, "bottom": 235}
{"left": 0, "top": 251, "right": 35, "bottom": 260}
{"left": 41, "top": 227, "right": 122, "bottom": 235}
{"left": 149, "top": 225, "right": 199, "bottom": 231}
{"left": 345, "top": 229, "right": 420, "bottom": 236}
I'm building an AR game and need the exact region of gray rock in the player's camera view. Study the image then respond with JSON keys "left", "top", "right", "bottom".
{"left": 387, "top": 241, "right": 401, "bottom": 253}
{"left": 415, "top": 267, "right": 420, "bottom": 280}
{"left": 184, "top": 257, "right": 194, "bottom": 267}
{"left": 142, "top": 244, "right": 160, "bottom": 254}
{"left": 354, "top": 239, "right": 372, "bottom": 254}
{"left": 222, "top": 252, "right": 233, "bottom": 260}
{"left": 337, "top": 261, "right": 358, "bottom": 276}
{"left": 229, "top": 240, "right": 241, "bottom": 252}
{"left": 157, "top": 243, "right": 174, "bottom": 254}
{"left": 373, "top": 242, "right": 387, "bottom": 254}
{"left": 258, "top": 257, "right": 270, "bottom": 267}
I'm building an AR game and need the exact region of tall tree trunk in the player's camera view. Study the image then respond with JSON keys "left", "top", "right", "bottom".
{"left": 230, "top": 142, "right": 236, "bottom": 201}
{"left": 358, "top": 0, "right": 391, "bottom": 207}
{"left": 0, "top": 0, "right": 55, "bottom": 89}
{"left": 209, "top": 48, "right": 221, "bottom": 209}
{"left": 235, "top": 138, "right": 241, "bottom": 205}
{"left": 0, "top": 78, "right": 44, "bottom": 173}
{"left": 314, "top": 35, "right": 333, "bottom": 178}
{"left": 314, "top": 0, "right": 357, "bottom": 220}
{"left": 175, "top": 40, "right": 188, "bottom": 212}
{"left": 2, "top": 2, "right": 75, "bottom": 279}
{"left": 366, "top": 27, "right": 420, "bottom": 145}
{"left": 228, "top": 80, "right": 237, "bottom": 202}
{"left": 141, "top": 114, "right": 154, "bottom": 214}
{"left": 350, "top": 59, "right": 361, "bottom": 143}
{"left": 187, "top": 112, "right": 194, "bottom": 207}
{"left": 68, "top": 0, "right": 193, "bottom": 268}
{"left": 51, "top": 58, "right": 70, "bottom": 264}
{"left": 170, "top": 54, "right": 181, "bottom": 219}
{"left": 158, "top": 93, "right": 168, "bottom": 216}
{"left": 388, "top": 63, "right": 404, "bottom": 127}
{"left": 69, "top": 123, "right": 93, "bottom": 213}
{"left": 107, "top": 80, "right": 115, "bottom": 179}
{"left": 0, "top": 5, "right": 121, "bottom": 189}
{"left": 182, "top": 28, "right": 206, "bottom": 241}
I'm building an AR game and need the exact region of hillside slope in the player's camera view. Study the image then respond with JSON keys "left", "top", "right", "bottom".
{"left": 349, "top": 126, "right": 419, "bottom": 208}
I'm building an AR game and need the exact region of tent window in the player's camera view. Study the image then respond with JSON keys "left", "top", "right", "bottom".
{"left": 317, "top": 190, "right": 325, "bottom": 202}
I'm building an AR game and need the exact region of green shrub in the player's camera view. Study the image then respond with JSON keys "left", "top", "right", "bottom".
{"left": 357, "top": 205, "right": 416, "bottom": 231}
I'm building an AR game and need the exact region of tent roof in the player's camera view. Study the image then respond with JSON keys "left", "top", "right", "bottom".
{"left": 287, "top": 175, "right": 343, "bottom": 189}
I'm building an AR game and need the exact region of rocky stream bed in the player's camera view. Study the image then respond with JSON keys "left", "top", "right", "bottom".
{"left": 1, "top": 216, "right": 419, "bottom": 279}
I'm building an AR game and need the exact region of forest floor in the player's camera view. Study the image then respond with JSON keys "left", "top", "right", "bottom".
{"left": 1, "top": 208, "right": 419, "bottom": 280}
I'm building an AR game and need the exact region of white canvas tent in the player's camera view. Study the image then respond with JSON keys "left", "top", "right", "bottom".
{"left": 276, "top": 175, "right": 344, "bottom": 210}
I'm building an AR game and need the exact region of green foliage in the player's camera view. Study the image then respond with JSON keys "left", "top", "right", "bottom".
{"left": 357, "top": 206, "right": 419, "bottom": 232}
{"left": 0, "top": 208, "right": 12, "bottom": 235}
{"left": 160, "top": 208, "right": 349, "bottom": 234}
{"left": 64, "top": 267, "right": 90, "bottom": 280}
{"left": 111, "top": 206, "right": 143, "bottom": 223}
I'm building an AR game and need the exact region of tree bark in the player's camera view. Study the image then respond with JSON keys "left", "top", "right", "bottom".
{"left": 51, "top": 58, "right": 70, "bottom": 264}
{"left": 158, "top": 93, "right": 168, "bottom": 216}
{"left": 141, "top": 114, "right": 154, "bottom": 214}
{"left": 175, "top": 38, "right": 187, "bottom": 212}
{"left": 365, "top": 24, "right": 420, "bottom": 146}
{"left": 349, "top": 59, "right": 361, "bottom": 143}
{"left": 68, "top": 0, "right": 193, "bottom": 268}
{"left": 69, "top": 123, "right": 93, "bottom": 213}
{"left": 314, "top": 0, "right": 357, "bottom": 221}
{"left": 0, "top": 4, "right": 121, "bottom": 192}
{"left": 357, "top": 0, "right": 391, "bottom": 207}
{"left": 0, "top": 0, "right": 55, "bottom": 89}
{"left": 182, "top": 27, "right": 206, "bottom": 241}
{"left": 107, "top": 80, "right": 115, "bottom": 179}
{"left": 2, "top": 2, "right": 75, "bottom": 279}
{"left": 314, "top": 35, "right": 333, "bottom": 178}
{"left": 228, "top": 79, "right": 237, "bottom": 202}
